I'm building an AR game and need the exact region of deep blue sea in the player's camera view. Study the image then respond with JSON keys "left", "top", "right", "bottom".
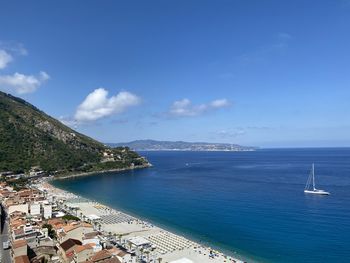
{"left": 52, "top": 148, "right": 350, "bottom": 263}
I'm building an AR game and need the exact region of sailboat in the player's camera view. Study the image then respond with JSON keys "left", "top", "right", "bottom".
{"left": 304, "top": 164, "right": 330, "bottom": 195}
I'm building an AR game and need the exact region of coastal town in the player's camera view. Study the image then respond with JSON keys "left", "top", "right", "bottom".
{"left": 0, "top": 174, "right": 245, "bottom": 263}
{"left": 0, "top": 87, "right": 248, "bottom": 263}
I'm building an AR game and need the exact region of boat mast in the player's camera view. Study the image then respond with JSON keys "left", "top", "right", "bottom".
{"left": 312, "top": 163, "right": 316, "bottom": 190}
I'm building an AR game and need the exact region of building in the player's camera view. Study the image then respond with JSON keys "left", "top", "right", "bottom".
{"left": 82, "top": 238, "right": 102, "bottom": 252}
{"left": 58, "top": 222, "right": 93, "bottom": 243}
{"left": 58, "top": 238, "right": 82, "bottom": 263}
{"left": 8, "top": 203, "right": 28, "bottom": 215}
{"left": 14, "top": 255, "right": 30, "bottom": 263}
{"left": 72, "top": 244, "right": 94, "bottom": 262}
{"left": 11, "top": 239, "right": 28, "bottom": 259}
{"left": 88, "top": 249, "right": 122, "bottom": 263}
{"left": 128, "top": 236, "right": 151, "bottom": 249}
{"left": 12, "top": 224, "right": 41, "bottom": 241}
{"left": 43, "top": 203, "right": 52, "bottom": 219}
{"left": 30, "top": 203, "right": 41, "bottom": 216}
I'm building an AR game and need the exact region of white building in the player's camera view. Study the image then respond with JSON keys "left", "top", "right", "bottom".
{"left": 128, "top": 236, "right": 151, "bottom": 249}
{"left": 30, "top": 203, "right": 41, "bottom": 216}
{"left": 43, "top": 204, "right": 52, "bottom": 219}
{"left": 8, "top": 203, "right": 28, "bottom": 214}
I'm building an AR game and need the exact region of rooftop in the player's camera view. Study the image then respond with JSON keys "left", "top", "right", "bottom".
{"left": 75, "top": 243, "right": 93, "bottom": 253}
{"left": 128, "top": 236, "right": 150, "bottom": 246}
{"left": 13, "top": 239, "right": 27, "bottom": 249}
{"left": 14, "top": 255, "right": 30, "bottom": 263}
{"left": 90, "top": 249, "right": 113, "bottom": 262}
{"left": 60, "top": 238, "right": 82, "bottom": 251}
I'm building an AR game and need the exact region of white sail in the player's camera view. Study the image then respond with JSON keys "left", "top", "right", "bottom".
{"left": 304, "top": 164, "right": 330, "bottom": 195}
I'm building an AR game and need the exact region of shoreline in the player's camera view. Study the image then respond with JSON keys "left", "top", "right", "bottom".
{"left": 53, "top": 163, "right": 152, "bottom": 180}
{"left": 39, "top": 177, "right": 249, "bottom": 263}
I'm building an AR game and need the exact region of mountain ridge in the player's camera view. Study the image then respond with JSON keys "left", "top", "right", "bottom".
{"left": 109, "top": 139, "right": 257, "bottom": 151}
{"left": 0, "top": 91, "right": 150, "bottom": 175}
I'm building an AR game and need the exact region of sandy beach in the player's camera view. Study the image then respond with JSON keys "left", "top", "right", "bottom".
{"left": 36, "top": 179, "right": 246, "bottom": 263}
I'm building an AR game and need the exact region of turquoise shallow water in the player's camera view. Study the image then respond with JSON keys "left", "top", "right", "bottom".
{"left": 52, "top": 148, "right": 350, "bottom": 263}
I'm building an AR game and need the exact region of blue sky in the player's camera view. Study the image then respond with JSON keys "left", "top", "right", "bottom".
{"left": 0, "top": 0, "right": 350, "bottom": 147}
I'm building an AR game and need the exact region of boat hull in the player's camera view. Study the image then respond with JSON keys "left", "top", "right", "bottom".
{"left": 304, "top": 190, "right": 330, "bottom": 195}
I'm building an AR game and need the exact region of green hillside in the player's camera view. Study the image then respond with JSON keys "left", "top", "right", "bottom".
{"left": 0, "top": 91, "right": 149, "bottom": 175}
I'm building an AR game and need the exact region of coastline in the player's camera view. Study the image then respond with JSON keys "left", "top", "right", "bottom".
{"left": 40, "top": 177, "right": 248, "bottom": 263}
{"left": 53, "top": 163, "right": 152, "bottom": 180}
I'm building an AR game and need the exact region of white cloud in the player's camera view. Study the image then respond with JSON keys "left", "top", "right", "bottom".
{"left": 74, "top": 88, "right": 141, "bottom": 122}
{"left": 0, "top": 42, "right": 48, "bottom": 95}
{"left": 0, "top": 41, "right": 28, "bottom": 56}
{"left": 0, "top": 42, "right": 28, "bottom": 70}
{"left": 210, "top": 99, "right": 230, "bottom": 108}
{"left": 0, "top": 71, "right": 50, "bottom": 94}
{"left": 0, "top": 49, "right": 13, "bottom": 69}
{"left": 11, "top": 44, "right": 28, "bottom": 56}
{"left": 169, "top": 98, "right": 230, "bottom": 117}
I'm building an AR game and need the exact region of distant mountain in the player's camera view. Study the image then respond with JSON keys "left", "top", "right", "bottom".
{"left": 109, "top": 139, "right": 256, "bottom": 151}
{"left": 0, "top": 91, "right": 150, "bottom": 175}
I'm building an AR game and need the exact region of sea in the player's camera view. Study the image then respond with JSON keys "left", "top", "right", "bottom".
{"left": 52, "top": 148, "right": 350, "bottom": 263}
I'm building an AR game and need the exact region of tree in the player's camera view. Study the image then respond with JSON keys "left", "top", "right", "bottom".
{"left": 139, "top": 248, "right": 144, "bottom": 262}
{"left": 118, "top": 234, "right": 123, "bottom": 244}
{"left": 127, "top": 241, "right": 133, "bottom": 251}
{"left": 42, "top": 223, "right": 56, "bottom": 239}
{"left": 62, "top": 214, "right": 80, "bottom": 221}
{"left": 144, "top": 250, "right": 150, "bottom": 263}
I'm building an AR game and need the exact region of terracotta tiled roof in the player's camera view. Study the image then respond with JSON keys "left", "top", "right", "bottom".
{"left": 14, "top": 255, "right": 30, "bottom": 263}
{"left": 52, "top": 222, "right": 65, "bottom": 230}
{"left": 11, "top": 222, "right": 25, "bottom": 229}
{"left": 90, "top": 250, "right": 112, "bottom": 262}
{"left": 48, "top": 218, "right": 64, "bottom": 225}
{"left": 63, "top": 224, "right": 77, "bottom": 233}
{"left": 13, "top": 228, "right": 24, "bottom": 236}
{"left": 12, "top": 239, "right": 27, "bottom": 249}
{"left": 10, "top": 216, "right": 26, "bottom": 222}
{"left": 97, "top": 258, "right": 121, "bottom": 263}
{"left": 18, "top": 190, "right": 32, "bottom": 197}
{"left": 63, "top": 222, "right": 93, "bottom": 233}
{"left": 81, "top": 222, "right": 93, "bottom": 228}
{"left": 9, "top": 209, "right": 27, "bottom": 215}
{"left": 116, "top": 250, "right": 127, "bottom": 257}
{"left": 0, "top": 190, "right": 12, "bottom": 198}
{"left": 66, "top": 250, "right": 75, "bottom": 259}
{"left": 107, "top": 247, "right": 127, "bottom": 257}
{"left": 9, "top": 211, "right": 26, "bottom": 218}
{"left": 75, "top": 244, "right": 93, "bottom": 253}
{"left": 10, "top": 218, "right": 27, "bottom": 228}
{"left": 60, "top": 238, "right": 82, "bottom": 252}
{"left": 84, "top": 231, "right": 99, "bottom": 239}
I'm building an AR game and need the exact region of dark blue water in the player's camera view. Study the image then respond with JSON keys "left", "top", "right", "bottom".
{"left": 52, "top": 149, "right": 350, "bottom": 263}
